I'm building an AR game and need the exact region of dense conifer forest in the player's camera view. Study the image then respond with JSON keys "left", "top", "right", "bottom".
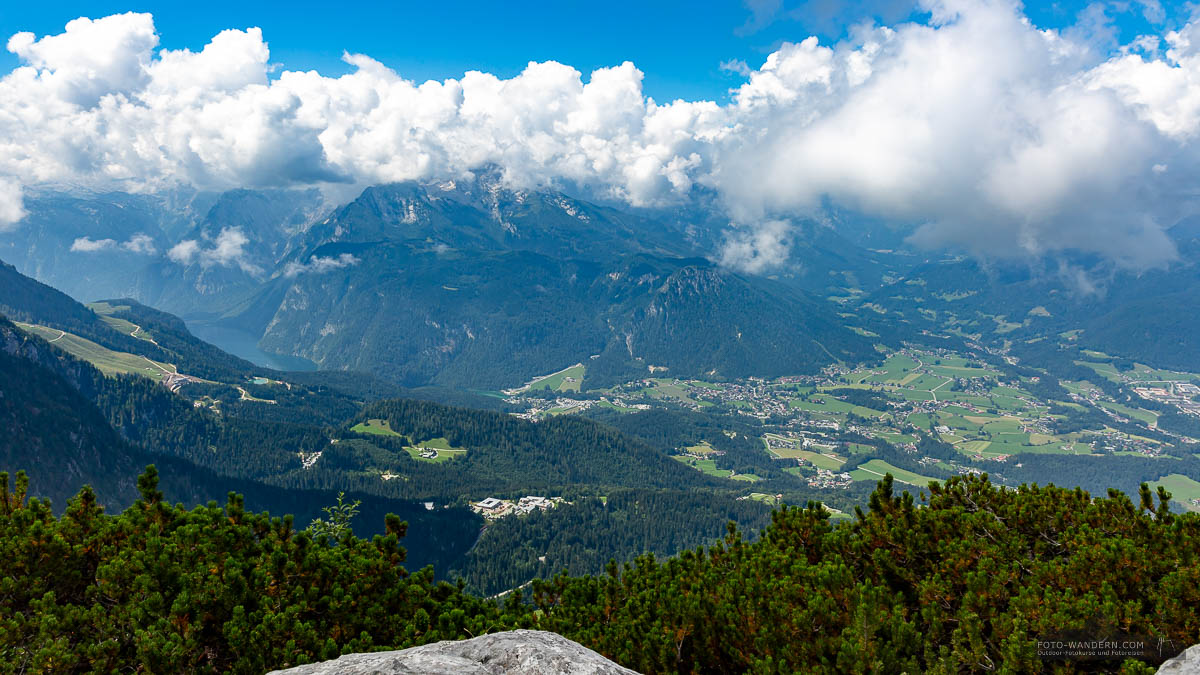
{"left": 448, "top": 490, "right": 773, "bottom": 597}
{"left": 3, "top": 469, "right": 1197, "bottom": 673}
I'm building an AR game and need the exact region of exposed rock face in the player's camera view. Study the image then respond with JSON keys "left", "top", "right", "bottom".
{"left": 266, "top": 630, "right": 640, "bottom": 675}
{"left": 1159, "top": 644, "right": 1200, "bottom": 674}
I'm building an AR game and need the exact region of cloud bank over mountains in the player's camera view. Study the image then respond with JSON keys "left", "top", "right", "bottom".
{"left": 1, "top": 1, "right": 1199, "bottom": 270}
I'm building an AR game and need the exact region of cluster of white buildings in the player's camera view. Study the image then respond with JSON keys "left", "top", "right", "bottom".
{"left": 471, "top": 495, "right": 563, "bottom": 520}
{"left": 807, "top": 468, "right": 853, "bottom": 489}
{"left": 509, "top": 397, "right": 596, "bottom": 421}
{"left": 1133, "top": 382, "right": 1200, "bottom": 416}
{"left": 600, "top": 396, "right": 650, "bottom": 410}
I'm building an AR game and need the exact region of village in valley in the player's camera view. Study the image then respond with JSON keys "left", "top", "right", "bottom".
{"left": 497, "top": 341, "right": 1200, "bottom": 511}
{"left": 60, "top": 297, "right": 1196, "bottom": 515}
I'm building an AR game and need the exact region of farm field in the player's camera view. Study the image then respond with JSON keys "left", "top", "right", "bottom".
{"left": 864, "top": 354, "right": 921, "bottom": 384}
{"left": 874, "top": 431, "right": 918, "bottom": 445}
{"left": 892, "top": 388, "right": 935, "bottom": 402}
{"left": 1117, "top": 364, "right": 1198, "bottom": 383}
{"left": 907, "top": 412, "right": 933, "bottom": 429}
{"left": 672, "top": 455, "right": 731, "bottom": 478}
{"left": 792, "top": 449, "right": 845, "bottom": 470}
{"left": 1097, "top": 401, "right": 1159, "bottom": 426}
{"left": 1061, "top": 380, "right": 1099, "bottom": 396}
{"left": 957, "top": 440, "right": 993, "bottom": 453}
{"left": 97, "top": 314, "right": 153, "bottom": 341}
{"left": 849, "top": 459, "right": 935, "bottom": 487}
{"left": 788, "top": 396, "right": 881, "bottom": 418}
{"left": 87, "top": 302, "right": 158, "bottom": 344}
{"left": 16, "top": 322, "right": 174, "bottom": 378}
{"left": 594, "top": 399, "right": 643, "bottom": 413}
{"left": 1075, "top": 361, "right": 1122, "bottom": 382}
{"left": 644, "top": 379, "right": 714, "bottom": 407}
{"left": 1151, "top": 474, "right": 1200, "bottom": 512}
{"left": 351, "top": 419, "right": 402, "bottom": 436}
{"left": 672, "top": 455, "right": 763, "bottom": 482}
{"left": 527, "top": 363, "right": 586, "bottom": 392}
{"left": 762, "top": 435, "right": 845, "bottom": 468}
{"left": 926, "top": 364, "right": 1000, "bottom": 379}
{"left": 403, "top": 437, "right": 467, "bottom": 463}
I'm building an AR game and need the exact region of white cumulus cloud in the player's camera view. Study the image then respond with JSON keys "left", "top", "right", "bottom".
{"left": 122, "top": 232, "right": 157, "bottom": 254}
{"left": 3, "top": 2, "right": 1200, "bottom": 271}
{"left": 167, "top": 239, "right": 200, "bottom": 264}
{"left": 283, "top": 252, "right": 361, "bottom": 277}
{"left": 167, "top": 227, "right": 258, "bottom": 273}
{"left": 71, "top": 232, "right": 157, "bottom": 253}
{"left": 0, "top": 178, "right": 26, "bottom": 231}
{"left": 70, "top": 236, "right": 117, "bottom": 252}
{"left": 718, "top": 220, "right": 794, "bottom": 274}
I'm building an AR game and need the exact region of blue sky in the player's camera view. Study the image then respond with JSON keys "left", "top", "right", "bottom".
{"left": 0, "top": 0, "right": 1189, "bottom": 102}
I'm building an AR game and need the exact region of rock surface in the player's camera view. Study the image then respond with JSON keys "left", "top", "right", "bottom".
{"left": 266, "top": 630, "right": 640, "bottom": 675}
{"left": 1159, "top": 644, "right": 1200, "bottom": 674}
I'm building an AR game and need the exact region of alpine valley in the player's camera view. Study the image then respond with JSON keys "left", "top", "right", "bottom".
{"left": 6, "top": 178, "right": 1200, "bottom": 671}
{"left": 13, "top": 3, "right": 1200, "bottom": 671}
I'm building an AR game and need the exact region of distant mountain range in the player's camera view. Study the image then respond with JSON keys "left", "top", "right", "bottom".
{"left": 6, "top": 171, "right": 1200, "bottom": 388}
{"left": 2, "top": 175, "right": 901, "bottom": 389}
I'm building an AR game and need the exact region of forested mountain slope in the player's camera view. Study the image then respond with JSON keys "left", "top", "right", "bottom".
{"left": 0, "top": 182, "right": 896, "bottom": 390}
{"left": 0, "top": 320, "right": 142, "bottom": 506}
{"left": 0, "top": 258, "right": 262, "bottom": 381}
{"left": 449, "top": 489, "right": 773, "bottom": 597}
{"left": 0, "top": 308, "right": 780, "bottom": 586}
{"left": 0, "top": 264, "right": 784, "bottom": 580}
{"left": 0, "top": 259, "right": 124, "bottom": 346}
{"left": 0, "top": 261, "right": 776, "bottom": 502}
{"left": 246, "top": 241, "right": 878, "bottom": 388}
{"left": 862, "top": 241, "right": 1200, "bottom": 372}
{"left": 296, "top": 398, "right": 719, "bottom": 501}
{"left": 0, "top": 316, "right": 481, "bottom": 569}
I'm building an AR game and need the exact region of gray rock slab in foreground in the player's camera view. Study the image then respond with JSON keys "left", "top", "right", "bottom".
{"left": 1159, "top": 644, "right": 1200, "bottom": 675}
{"left": 266, "top": 630, "right": 641, "bottom": 675}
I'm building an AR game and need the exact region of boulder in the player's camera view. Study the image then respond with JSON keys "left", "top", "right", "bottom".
{"left": 266, "top": 630, "right": 640, "bottom": 675}
{"left": 1159, "top": 644, "right": 1200, "bottom": 674}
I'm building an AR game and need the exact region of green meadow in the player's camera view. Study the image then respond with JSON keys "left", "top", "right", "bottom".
{"left": 528, "top": 363, "right": 586, "bottom": 392}
{"left": 17, "top": 323, "right": 173, "bottom": 378}
{"left": 403, "top": 437, "right": 467, "bottom": 463}
{"left": 351, "top": 419, "right": 402, "bottom": 436}
{"left": 1151, "top": 474, "right": 1200, "bottom": 513}
{"left": 849, "top": 459, "right": 935, "bottom": 487}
